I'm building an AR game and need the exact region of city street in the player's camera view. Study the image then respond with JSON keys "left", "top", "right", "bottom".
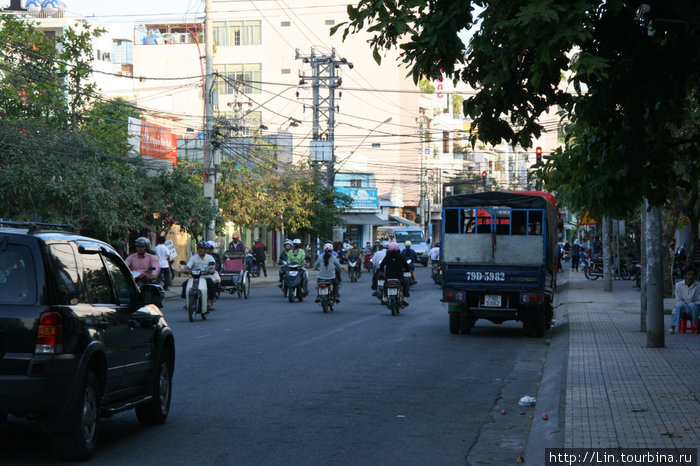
{"left": 1, "top": 266, "right": 550, "bottom": 465}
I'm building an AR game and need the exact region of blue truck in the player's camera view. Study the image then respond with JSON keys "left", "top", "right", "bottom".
{"left": 440, "top": 191, "right": 559, "bottom": 336}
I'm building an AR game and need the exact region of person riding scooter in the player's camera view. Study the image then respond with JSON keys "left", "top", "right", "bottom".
{"left": 347, "top": 240, "right": 362, "bottom": 274}
{"left": 401, "top": 240, "right": 418, "bottom": 284}
{"left": 181, "top": 241, "right": 217, "bottom": 309}
{"left": 287, "top": 239, "right": 308, "bottom": 295}
{"left": 126, "top": 237, "right": 160, "bottom": 286}
{"left": 371, "top": 240, "right": 388, "bottom": 295}
{"left": 314, "top": 242, "right": 343, "bottom": 303}
{"left": 379, "top": 242, "right": 411, "bottom": 307}
{"left": 278, "top": 239, "right": 293, "bottom": 288}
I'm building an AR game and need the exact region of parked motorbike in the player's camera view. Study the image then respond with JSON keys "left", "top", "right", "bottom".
{"left": 584, "top": 257, "right": 603, "bottom": 280}
{"left": 283, "top": 261, "right": 307, "bottom": 303}
{"left": 316, "top": 279, "right": 335, "bottom": 313}
{"left": 180, "top": 260, "right": 216, "bottom": 322}
{"left": 375, "top": 271, "right": 386, "bottom": 302}
{"left": 347, "top": 255, "right": 361, "bottom": 282}
{"left": 246, "top": 252, "right": 260, "bottom": 278}
{"left": 385, "top": 278, "right": 404, "bottom": 316}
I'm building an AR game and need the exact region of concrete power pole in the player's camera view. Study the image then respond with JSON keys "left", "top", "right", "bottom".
{"left": 645, "top": 201, "right": 664, "bottom": 347}
{"left": 296, "top": 48, "right": 352, "bottom": 188}
{"left": 203, "top": 0, "right": 217, "bottom": 242}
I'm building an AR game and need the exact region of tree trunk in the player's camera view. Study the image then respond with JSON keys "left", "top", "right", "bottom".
{"left": 646, "top": 203, "right": 664, "bottom": 348}
{"left": 603, "top": 215, "right": 613, "bottom": 292}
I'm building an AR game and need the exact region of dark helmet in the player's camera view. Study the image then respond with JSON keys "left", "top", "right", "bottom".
{"left": 197, "top": 240, "right": 207, "bottom": 249}
{"left": 134, "top": 237, "right": 149, "bottom": 248}
{"left": 436, "top": 242, "right": 441, "bottom": 248}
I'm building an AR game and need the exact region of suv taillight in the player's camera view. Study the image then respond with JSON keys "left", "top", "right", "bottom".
{"left": 35, "top": 312, "right": 63, "bottom": 354}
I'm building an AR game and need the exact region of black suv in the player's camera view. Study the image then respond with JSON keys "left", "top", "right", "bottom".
{"left": 0, "top": 222, "right": 174, "bottom": 460}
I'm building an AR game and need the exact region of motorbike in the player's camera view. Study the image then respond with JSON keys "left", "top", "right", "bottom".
{"left": 405, "top": 259, "right": 416, "bottom": 286}
{"left": 363, "top": 251, "right": 374, "bottom": 272}
{"left": 283, "top": 261, "right": 307, "bottom": 303}
{"left": 583, "top": 257, "right": 603, "bottom": 280}
{"left": 347, "top": 255, "right": 361, "bottom": 282}
{"left": 246, "top": 252, "right": 260, "bottom": 278}
{"left": 431, "top": 261, "right": 443, "bottom": 285}
{"left": 385, "top": 278, "right": 405, "bottom": 316}
{"left": 180, "top": 260, "right": 216, "bottom": 322}
{"left": 375, "top": 271, "right": 386, "bottom": 302}
{"left": 131, "top": 267, "right": 156, "bottom": 288}
{"left": 316, "top": 279, "right": 335, "bottom": 313}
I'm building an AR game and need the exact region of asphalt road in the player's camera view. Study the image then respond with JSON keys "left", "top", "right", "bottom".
{"left": 1, "top": 266, "right": 551, "bottom": 465}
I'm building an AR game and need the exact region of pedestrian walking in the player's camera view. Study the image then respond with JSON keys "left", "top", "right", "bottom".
{"left": 572, "top": 239, "right": 581, "bottom": 271}
{"left": 253, "top": 237, "right": 268, "bottom": 277}
{"left": 154, "top": 235, "right": 171, "bottom": 290}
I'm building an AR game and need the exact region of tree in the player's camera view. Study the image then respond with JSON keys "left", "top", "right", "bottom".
{"left": 333, "top": 0, "right": 699, "bottom": 218}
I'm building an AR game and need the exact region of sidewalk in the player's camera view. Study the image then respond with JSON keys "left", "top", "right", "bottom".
{"left": 529, "top": 269, "right": 700, "bottom": 463}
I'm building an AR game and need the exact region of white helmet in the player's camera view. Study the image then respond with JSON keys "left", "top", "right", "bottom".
{"left": 323, "top": 242, "right": 334, "bottom": 252}
{"left": 293, "top": 238, "right": 302, "bottom": 246}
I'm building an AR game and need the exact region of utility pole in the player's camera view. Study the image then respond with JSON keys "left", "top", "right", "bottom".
{"left": 203, "top": 0, "right": 217, "bottom": 242}
{"left": 296, "top": 48, "right": 352, "bottom": 188}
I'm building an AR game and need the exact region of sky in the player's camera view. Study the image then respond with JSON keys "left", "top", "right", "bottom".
{"left": 66, "top": 0, "right": 203, "bottom": 22}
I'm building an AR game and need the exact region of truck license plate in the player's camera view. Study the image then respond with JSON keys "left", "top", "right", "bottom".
{"left": 484, "top": 295, "right": 501, "bottom": 307}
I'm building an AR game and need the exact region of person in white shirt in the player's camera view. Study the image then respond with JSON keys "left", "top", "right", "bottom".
{"left": 154, "top": 236, "right": 171, "bottom": 290}
{"left": 668, "top": 268, "right": 700, "bottom": 334}
{"left": 429, "top": 242, "right": 441, "bottom": 264}
{"left": 371, "top": 241, "right": 389, "bottom": 295}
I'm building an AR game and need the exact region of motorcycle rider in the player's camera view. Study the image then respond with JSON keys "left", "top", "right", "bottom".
{"left": 181, "top": 241, "right": 217, "bottom": 309}
{"left": 379, "top": 242, "right": 411, "bottom": 307}
{"left": 205, "top": 241, "right": 221, "bottom": 270}
{"left": 126, "top": 237, "right": 160, "bottom": 284}
{"left": 347, "top": 240, "right": 362, "bottom": 274}
{"left": 314, "top": 242, "right": 343, "bottom": 303}
{"left": 371, "top": 240, "right": 388, "bottom": 295}
{"left": 287, "top": 239, "right": 308, "bottom": 295}
{"left": 429, "top": 242, "right": 440, "bottom": 265}
{"left": 277, "top": 239, "right": 293, "bottom": 287}
{"left": 401, "top": 240, "right": 418, "bottom": 284}
{"left": 371, "top": 239, "right": 382, "bottom": 253}
{"left": 228, "top": 232, "right": 245, "bottom": 253}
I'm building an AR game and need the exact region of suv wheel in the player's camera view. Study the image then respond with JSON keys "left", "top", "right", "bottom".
{"left": 52, "top": 370, "right": 100, "bottom": 461}
{"left": 136, "top": 348, "right": 172, "bottom": 425}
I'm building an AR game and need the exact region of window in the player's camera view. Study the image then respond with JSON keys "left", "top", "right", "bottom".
{"left": 49, "top": 244, "right": 84, "bottom": 305}
{"left": 281, "top": 21, "right": 291, "bottom": 27}
{"left": 281, "top": 68, "right": 291, "bottom": 74}
{"left": 443, "top": 131, "right": 450, "bottom": 153}
{"left": 104, "top": 255, "right": 135, "bottom": 306}
{"left": 0, "top": 245, "right": 37, "bottom": 305}
{"left": 325, "top": 20, "right": 335, "bottom": 25}
{"left": 81, "top": 254, "right": 115, "bottom": 305}
{"left": 213, "top": 20, "right": 261, "bottom": 46}
{"left": 349, "top": 179, "right": 362, "bottom": 187}
{"left": 111, "top": 39, "right": 133, "bottom": 65}
{"left": 214, "top": 63, "right": 262, "bottom": 95}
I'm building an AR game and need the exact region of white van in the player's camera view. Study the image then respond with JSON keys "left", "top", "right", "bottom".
{"left": 376, "top": 226, "right": 429, "bottom": 266}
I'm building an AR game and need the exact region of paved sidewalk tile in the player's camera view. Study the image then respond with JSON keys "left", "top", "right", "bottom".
{"left": 563, "top": 273, "right": 700, "bottom": 450}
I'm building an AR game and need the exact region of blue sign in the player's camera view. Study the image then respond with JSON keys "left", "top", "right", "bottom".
{"left": 335, "top": 187, "right": 379, "bottom": 210}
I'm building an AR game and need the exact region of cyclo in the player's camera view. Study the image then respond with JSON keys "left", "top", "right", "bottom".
{"left": 218, "top": 250, "right": 250, "bottom": 299}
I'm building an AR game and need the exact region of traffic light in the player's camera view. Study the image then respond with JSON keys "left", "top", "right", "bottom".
{"left": 481, "top": 171, "right": 487, "bottom": 186}
{"left": 536, "top": 146, "right": 542, "bottom": 164}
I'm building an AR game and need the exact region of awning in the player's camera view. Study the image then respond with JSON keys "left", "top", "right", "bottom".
{"left": 341, "top": 214, "right": 391, "bottom": 226}
{"left": 389, "top": 215, "right": 418, "bottom": 226}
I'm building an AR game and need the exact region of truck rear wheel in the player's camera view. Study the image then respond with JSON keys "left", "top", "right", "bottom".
{"left": 449, "top": 313, "right": 461, "bottom": 334}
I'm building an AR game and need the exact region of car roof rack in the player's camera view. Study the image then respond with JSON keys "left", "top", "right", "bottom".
{"left": 0, "top": 220, "right": 75, "bottom": 234}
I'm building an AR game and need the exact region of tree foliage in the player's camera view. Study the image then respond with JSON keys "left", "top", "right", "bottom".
{"left": 333, "top": 1, "right": 700, "bottom": 219}
{"left": 0, "top": 15, "right": 213, "bottom": 245}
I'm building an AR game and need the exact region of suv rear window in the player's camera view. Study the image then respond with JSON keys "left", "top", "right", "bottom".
{"left": 0, "top": 245, "right": 37, "bottom": 304}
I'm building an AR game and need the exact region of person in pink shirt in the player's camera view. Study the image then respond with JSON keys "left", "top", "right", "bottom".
{"left": 125, "top": 237, "right": 160, "bottom": 282}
